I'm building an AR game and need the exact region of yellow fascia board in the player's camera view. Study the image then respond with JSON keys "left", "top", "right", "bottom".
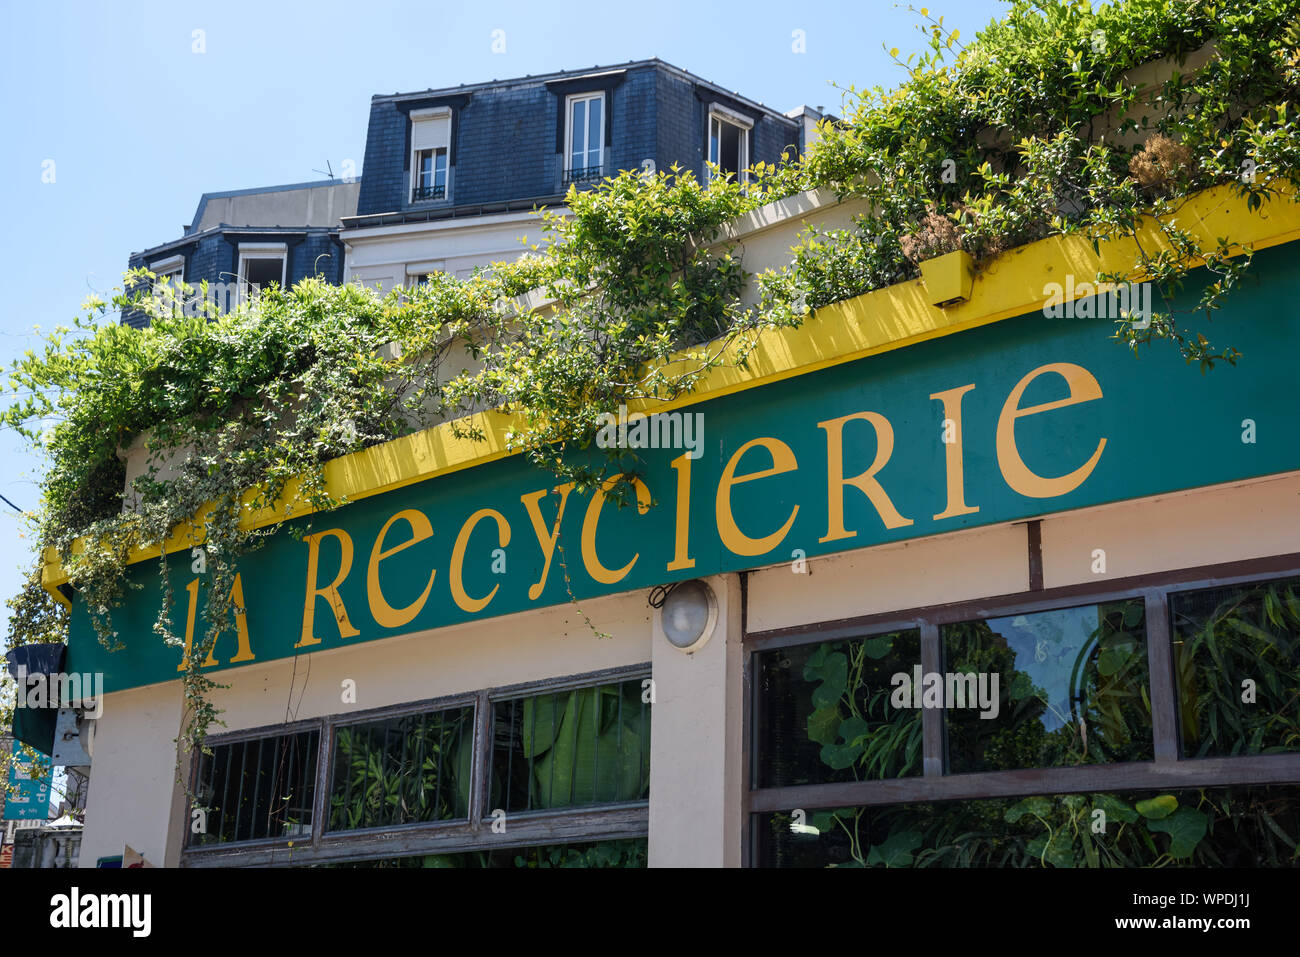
{"left": 40, "top": 182, "right": 1300, "bottom": 602}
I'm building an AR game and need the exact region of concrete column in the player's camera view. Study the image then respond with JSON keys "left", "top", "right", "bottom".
{"left": 647, "top": 572, "right": 744, "bottom": 867}
{"left": 79, "top": 683, "right": 187, "bottom": 867}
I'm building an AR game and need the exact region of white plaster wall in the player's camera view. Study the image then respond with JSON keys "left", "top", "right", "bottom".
{"left": 343, "top": 212, "right": 555, "bottom": 293}
{"left": 746, "top": 523, "right": 1029, "bottom": 632}
{"left": 78, "top": 682, "right": 186, "bottom": 868}
{"left": 1039, "top": 473, "right": 1300, "bottom": 588}
{"left": 201, "top": 589, "right": 652, "bottom": 729}
{"left": 648, "top": 572, "right": 744, "bottom": 867}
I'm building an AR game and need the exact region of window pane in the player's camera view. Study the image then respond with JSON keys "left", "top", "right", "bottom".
{"left": 719, "top": 120, "right": 741, "bottom": 176}
{"left": 942, "top": 598, "right": 1152, "bottom": 772}
{"left": 490, "top": 678, "right": 650, "bottom": 813}
{"left": 570, "top": 99, "right": 586, "bottom": 166}
{"left": 434, "top": 148, "right": 447, "bottom": 189}
{"left": 328, "top": 705, "right": 474, "bottom": 831}
{"left": 586, "top": 97, "right": 602, "bottom": 168}
{"left": 755, "top": 631, "right": 923, "bottom": 788}
{"left": 242, "top": 257, "right": 282, "bottom": 290}
{"left": 709, "top": 117, "right": 720, "bottom": 164}
{"left": 1171, "top": 575, "right": 1300, "bottom": 758}
{"left": 418, "top": 150, "right": 433, "bottom": 188}
{"left": 191, "top": 729, "right": 319, "bottom": 846}
{"left": 754, "top": 784, "right": 1300, "bottom": 867}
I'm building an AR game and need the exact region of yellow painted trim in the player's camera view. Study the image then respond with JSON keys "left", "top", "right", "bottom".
{"left": 40, "top": 182, "right": 1300, "bottom": 596}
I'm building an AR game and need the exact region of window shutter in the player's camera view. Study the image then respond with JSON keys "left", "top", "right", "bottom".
{"left": 412, "top": 112, "right": 451, "bottom": 152}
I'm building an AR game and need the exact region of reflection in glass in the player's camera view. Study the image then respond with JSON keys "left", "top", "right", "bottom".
{"left": 943, "top": 599, "right": 1152, "bottom": 772}
{"left": 755, "top": 631, "right": 923, "bottom": 788}
{"left": 755, "top": 784, "right": 1300, "bottom": 868}
{"left": 1171, "top": 576, "right": 1300, "bottom": 758}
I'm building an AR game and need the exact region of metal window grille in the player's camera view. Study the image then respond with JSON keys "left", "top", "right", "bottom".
{"left": 562, "top": 165, "right": 603, "bottom": 187}
{"left": 190, "top": 728, "right": 318, "bottom": 846}
{"left": 328, "top": 706, "right": 473, "bottom": 831}
{"left": 182, "top": 665, "right": 651, "bottom": 866}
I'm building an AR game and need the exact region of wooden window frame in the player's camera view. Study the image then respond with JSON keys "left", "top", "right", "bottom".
{"left": 741, "top": 551, "right": 1300, "bottom": 866}
{"left": 180, "top": 662, "right": 650, "bottom": 867}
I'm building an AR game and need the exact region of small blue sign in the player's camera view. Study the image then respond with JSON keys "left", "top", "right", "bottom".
{"left": 4, "top": 756, "right": 52, "bottom": 821}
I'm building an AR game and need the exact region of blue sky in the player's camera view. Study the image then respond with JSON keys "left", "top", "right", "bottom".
{"left": 0, "top": 0, "right": 1010, "bottom": 629}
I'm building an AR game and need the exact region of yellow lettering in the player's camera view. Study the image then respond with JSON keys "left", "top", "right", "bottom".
{"left": 716, "top": 437, "right": 799, "bottom": 556}
{"left": 930, "top": 384, "right": 980, "bottom": 521}
{"left": 177, "top": 577, "right": 218, "bottom": 670}
{"left": 227, "top": 572, "right": 256, "bottom": 663}
{"left": 298, "top": 528, "right": 359, "bottom": 648}
{"left": 367, "top": 509, "right": 436, "bottom": 629}
{"left": 582, "top": 476, "right": 652, "bottom": 584}
{"left": 450, "top": 508, "right": 512, "bottom": 613}
{"left": 818, "top": 412, "right": 911, "bottom": 543}
{"left": 667, "top": 452, "right": 696, "bottom": 571}
{"left": 520, "top": 484, "right": 574, "bottom": 601}
{"left": 997, "top": 362, "right": 1106, "bottom": 498}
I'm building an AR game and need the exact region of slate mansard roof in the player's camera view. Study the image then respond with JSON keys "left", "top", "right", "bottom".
{"left": 345, "top": 58, "right": 811, "bottom": 229}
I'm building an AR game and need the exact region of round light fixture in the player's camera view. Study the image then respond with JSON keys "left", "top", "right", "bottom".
{"left": 659, "top": 579, "right": 718, "bottom": 653}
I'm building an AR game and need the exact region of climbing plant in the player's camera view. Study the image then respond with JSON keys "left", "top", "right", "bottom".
{"left": 759, "top": 0, "right": 1300, "bottom": 370}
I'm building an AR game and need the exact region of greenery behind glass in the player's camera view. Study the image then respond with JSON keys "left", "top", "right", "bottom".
{"left": 1172, "top": 577, "right": 1300, "bottom": 758}
{"left": 756, "top": 631, "right": 923, "bottom": 788}
{"left": 944, "top": 599, "right": 1152, "bottom": 772}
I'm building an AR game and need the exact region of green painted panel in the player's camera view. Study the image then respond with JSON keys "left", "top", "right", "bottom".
{"left": 67, "top": 246, "right": 1300, "bottom": 692}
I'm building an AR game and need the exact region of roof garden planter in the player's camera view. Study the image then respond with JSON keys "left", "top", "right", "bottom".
{"left": 918, "top": 249, "right": 975, "bottom": 307}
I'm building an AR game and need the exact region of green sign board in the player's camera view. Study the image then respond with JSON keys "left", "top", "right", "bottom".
{"left": 67, "top": 248, "right": 1300, "bottom": 692}
{"left": 4, "top": 756, "right": 52, "bottom": 821}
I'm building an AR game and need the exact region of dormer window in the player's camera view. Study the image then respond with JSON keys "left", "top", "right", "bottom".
{"left": 237, "top": 243, "right": 287, "bottom": 304}
{"left": 707, "top": 104, "right": 753, "bottom": 183}
{"left": 564, "top": 92, "right": 604, "bottom": 187}
{"left": 150, "top": 254, "right": 184, "bottom": 286}
{"left": 148, "top": 254, "right": 185, "bottom": 315}
{"left": 410, "top": 108, "right": 452, "bottom": 203}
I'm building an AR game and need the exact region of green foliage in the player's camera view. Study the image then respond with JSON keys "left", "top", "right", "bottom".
{"left": 441, "top": 165, "right": 795, "bottom": 498}
{"left": 786, "top": 580, "right": 1300, "bottom": 866}
{"left": 772, "top": 786, "right": 1298, "bottom": 867}
{"left": 329, "top": 710, "right": 474, "bottom": 831}
{"left": 519, "top": 684, "right": 650, "bottom": 809}
{"left": 1173, "top": 578, "right": 1300, "bottom": 756}
{"left": 944, "top": 600, "right": 1153, "bottom": 772}
{"left": 801, "top": 633, "right": 923, "bottom": 779}
{"left": 760, "top": 0, "right": 1300, "bottom": 369}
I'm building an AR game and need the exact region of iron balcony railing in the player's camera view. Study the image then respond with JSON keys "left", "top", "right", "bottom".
{"left": 563, "top": 165, "right": 603, "bottom": 187}
{"left": 412, "top": 184, "right": 446, "bottom": 202}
